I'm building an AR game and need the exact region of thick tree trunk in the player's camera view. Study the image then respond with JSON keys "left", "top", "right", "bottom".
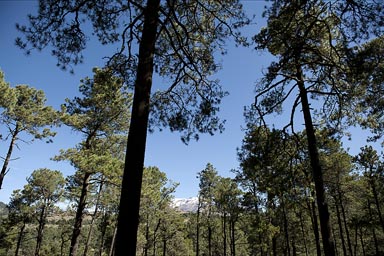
{"left": 114, "top": 0, "right": 160, "bottom": 255}
{"left": 297, "top": 66, "right": 335, "bottom": 256}
{"left": 0, "top": 124, "right": 19, "bottom": 190}
{"left": 69, "top": 171, "right": 91, "bottom": 256}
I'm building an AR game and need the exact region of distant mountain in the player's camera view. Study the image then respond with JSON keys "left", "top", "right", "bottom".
{"left": 171, "top": 197, "right": 199, "bottom": 212}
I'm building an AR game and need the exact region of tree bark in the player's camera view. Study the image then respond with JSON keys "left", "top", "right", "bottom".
{"left": 35, "top": 204, "right": 47, "bottom": 256}
{"left": 196, "top": 200, "right": 201, "bottom": 256}
{"left": 0, "top": 123, "right": 19, "bottom": 190}
{"left": 297, "top": 64, "right": 335, "bottom": 256}
{"left": 69, "top": 171, "right": 91, "bottom": 256}
{"left": 114, "top": 0, "right": 160, "bottom": 255}
{"left": 15, "top": 221, "right": 26, "bottom": 256}
{"left": 369, "top": 170, "right": 384, "bottom": 233}
{"left": 308, "top": 198, "right": 322, "bottom": 256}
{"left": 334, "top": 196, "right": 347, "bottom": 256}
{"left": 339, "top": 189, "right": 353, "bottom": 256}
{"left": 223, "top": 213, "right": 227, "bottom": 256}
{"left": 83, "top": 180, "right": 103, "bottom": 256}
{"left": 299, "top": 212, "right": 309, "bottom": 256}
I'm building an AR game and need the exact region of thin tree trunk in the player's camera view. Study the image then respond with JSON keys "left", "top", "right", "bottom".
{"left": 35, "top": 204, "right": 47, "bottom": 256}
{"left": 115, "top": 1, "right": 160, "bottom": 255}
{"left": 109, "top": 226, "right": 117, "bottom": 256}
{"left": 299, "top": 212, "right": 309, "bottom": 256}
{"left": 230, "top": 219, "right": 236, "bottom": 256}
{"left": 83, "top": 181, "right": 103, "bottom": 256}
{"left": 353, "top": 223, "right": 358, "bottom": 256}
{"left": 368, "top": 201, "right": 379, "bottom": 256}
{"left": 272, "top": 235, "right": 277, "bottom": 256}
{"left": 333, "top": 227, "right": 339, "bottom": 256}
{"left": 282, "top": 201, "right": 291, "bottom": 256}
{"left": 339, "top": 190, "right": 353, "bottom": 256}
{"left": 98, "top": 212, "right": 107, "bottom": 256}
{"left": 208, "top": 225, "right": 212, "bottom": 256}
{"left": 15, "top": 220, "right": 26, "bottom": 256}
{"left": 162, "top": 239, "right": 166, "bottom": 256}
{"left": 297, "top": 65, "right": 335, "bottom": 256}
{"left": 223, "top": 213, "right": 227, "bottom": 256}
{"left": 69, "top": 171, "right": 91, "bottom": 256}
{"left": 369, "top": 172, "right": 384, "bottom": 233}
{"left": 359, "top": 227, "right": 366, "bottom": 256}
{"left": 308, "top": 193, "right": 321, "bottom": 256}
{"left": 196, "top": 200, "right": 201, "bottom": 256}
{"left": 0, "top": 123, "right": 19, "bottom": 190}
{"left": 334, "top": 196, "right": 347, "bottom": 256}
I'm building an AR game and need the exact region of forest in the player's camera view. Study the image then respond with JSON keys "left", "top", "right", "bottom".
{"left": 0, "top": 0, "right": 384, "bottom": 256}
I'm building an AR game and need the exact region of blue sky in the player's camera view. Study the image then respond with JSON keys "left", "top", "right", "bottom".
{"left": 0, "top": 1, "right": 374, "bottom": 204}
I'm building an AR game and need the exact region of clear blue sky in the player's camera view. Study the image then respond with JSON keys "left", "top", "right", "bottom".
{"left": 0, "top": 1, "right": 374, "bottom": 204}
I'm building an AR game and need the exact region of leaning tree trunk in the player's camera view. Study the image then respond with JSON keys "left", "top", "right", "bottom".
{"left": 0, "top": 123, "right": 19, "bottom": 190}
{"left": 69, "top": 171, "right": 92, "bottom": 256}
{"left": 114, "top": 0, "right": 160, "bottom": 255}
{"left": 15, "top": 221, "right": 26, "bottom": 256}
{"left": 296, "top": 63, "right": 335, "bottom": 256}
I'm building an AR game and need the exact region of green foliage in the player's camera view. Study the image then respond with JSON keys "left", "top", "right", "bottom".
{"left": 16, "top": 0, "right": 249, "bottom": 143}
{"left": 0, "top": 70, "right": 58, "bottom": 142}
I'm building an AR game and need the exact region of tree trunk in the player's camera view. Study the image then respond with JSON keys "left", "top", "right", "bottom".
{"left": 282, "top": 201, "right": 291, "bottom": 256}
{"left": 297, "top": 65, "right": 335, "bottom": 256}
{"left": 307, "top": 187, "right": 322, "bottom": 256}
{"left": 114, "top": 0, "right": 160, "bottom": 255}
{"left": 334, "top": 196, "right": 347, "bottom": 256}
{"left": 230, "top": 219, "right": 236, "bottom": 256}
{"left": 299, "top": 212, "right": 309, "bottom": 256}
{"left": 98, "top": 210, "right": 108, "bottom": 256}
{"left": 35, "top": 204, "right": 47, "bottom": 256}
{"left": 0, "top": 123, "right": 19, "bottom": 190}
{"left": 69, "top": 171, "right": 91, "bottom": 256}
{"left": 359, "top": 227, "right": 366, "bottom": 256}
{"left": 353, "top": 223, "right": 358, "bottom": 256}
{"left": 196, "top": 201, "right": 201, "bottom": 256}
{"left": 162, "top": 239, "right": 166, "bottom": 256}
{"left": 208, "top": 225, "right": 212, "bottom": 256}
{"left": 109, "top": 226, "right": 117, "bottom": 256}
{"left": 83, "top": 181, "right": 103, "bottom": 256}
{"left": 369, "top": 171, "right": 384, "bottom": 233}
{"left": 15, "top": 220, "right": 26, "bottom": 256}
{"left": 223, "top": 213, "right": 227, "bottom": 256}
{"left": 367, "top": 200, "right": 379, "bottom": 256}
{"left": 339, "top": 190, "right": 353, "bottom": 256}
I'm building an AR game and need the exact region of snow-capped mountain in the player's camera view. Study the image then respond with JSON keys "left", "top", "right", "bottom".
{"left": 171, "top": 197, "right": 199, "bottom": 212}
